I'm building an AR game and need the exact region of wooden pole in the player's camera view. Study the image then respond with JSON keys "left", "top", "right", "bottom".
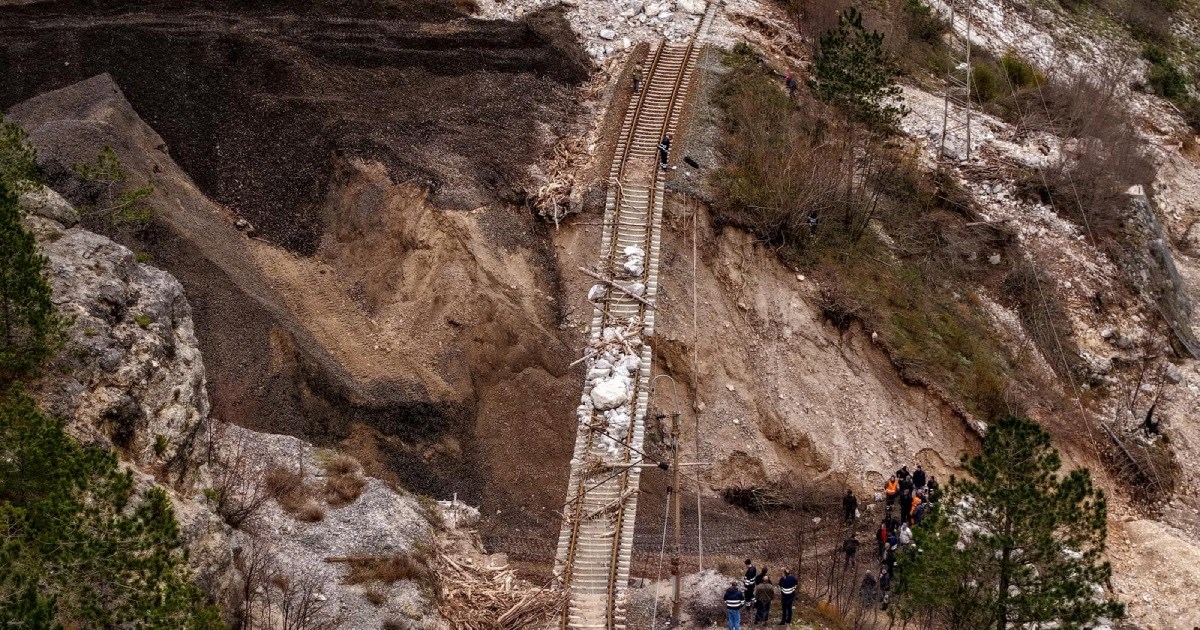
{"left": 670, "top": 411, "right": 683, "bottom": 625}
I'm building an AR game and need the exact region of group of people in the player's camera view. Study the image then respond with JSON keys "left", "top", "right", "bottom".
{"left": 717, "top": 464, "right": 940, "bottom": 628}
{"left": 864, "top": 464, "right": 940, "bottom": 610}
{"left": 722, "top": 560, "right": 797, "bottom": 627}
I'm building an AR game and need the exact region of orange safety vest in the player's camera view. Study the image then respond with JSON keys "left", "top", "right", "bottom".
{"left": 885, "top": 480, "right": 898, "bottom": 496}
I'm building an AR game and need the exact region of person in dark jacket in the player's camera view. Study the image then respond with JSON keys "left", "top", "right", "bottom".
{"left": 912, "top": 465, "right": 927, "bottom": 489}
{"left": 899, "top": 487, "right": 914, "bottom": 524}
{"left": 896, "top": 466, "right": 911, "bottom": 483}
{"left": 878, "top": 568, "right": 892, "bottom": 609}
{"left": 743, "top": 559, "right": 758, "bottom": 604}
{"left": 842, "top": 534, "right": 860, "bottom": 568}
{"left": 785, "top": 71, "right": 798, "bottom": 99}
{"left": 753, "top": 577, "right": 776, "bottom": 624}
{"left": 860, "top": 571, "right": 878, "bottom": 606}
{"left": 777, "top": 570, "right": 797, "bottom": 625}
{"left": 658, "top": 134, "right": 672, "bottom": 170}
{"left": 842, "top": 489, "right": 858, "bottom": 523}
{"left": 724, "top": 582, "right": 745, "bottom": 630}
{"left": 927, "top": 476, "right": 941, "bottom": 503}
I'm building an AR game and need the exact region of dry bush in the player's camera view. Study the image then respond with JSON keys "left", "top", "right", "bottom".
{"left": 343, "top": 554, "right": 435, "bottom": 587}
{"left": 1012, "top": 69, "right": 1155, "bottom": 246}
{"left": 322, "top": 453, "right": 366, "bottom": 507}
{"left": 266, "top": 464, "right": 303, "bottom": 498}
{"left": 365, "top": 588, "right": 387, "bottom": 606}
{"left": 267, "top": 463, "right": 326, "bottom": 522}
{"left": 325, "top": 454, "right": 361, "bottom": 477}
{"left": 324, "top": 475, "right": 367, "bottom": 507}
{"left": 294, "top": 501, "right": 326, "bottom": 523}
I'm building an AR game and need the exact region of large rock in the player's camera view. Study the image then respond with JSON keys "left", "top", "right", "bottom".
{"left": 19, "top": 186, "right": 79, "bottom": 227}
{"left": 676, "top": 0, "right": 707, "bottom": 14}
{"left": 31, "top": 192, "right": 210, "bottom": 489}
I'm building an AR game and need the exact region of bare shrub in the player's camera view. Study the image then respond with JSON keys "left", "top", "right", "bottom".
{"left": 230, "top": 536, "right": 278, "bottom": 629}
{"left": 228, "top": 537, "right": 341, "bottom": 630}
{"left": 209, "top": 423, "right": 272, "bottom": 529}
{"left": 1011, "top": 69, "right": 1155, "bottom": 246}
{"left": 264, "top": 569, "right": 341, "bottom": 630}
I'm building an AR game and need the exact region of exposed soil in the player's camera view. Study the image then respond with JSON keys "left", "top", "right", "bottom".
{"left": 0, "top": 0, "right": 589, "bottom": 254}
{"left": 0, "top": 0, "right": 599, "bottom": 578}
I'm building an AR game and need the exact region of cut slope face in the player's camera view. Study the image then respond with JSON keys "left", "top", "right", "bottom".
{"left": 0, "top": 0, "right": 588, "bottom": 254}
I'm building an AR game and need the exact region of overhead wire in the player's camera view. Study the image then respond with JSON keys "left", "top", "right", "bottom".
{"left": 949, "top": 0, "right": 1103, "bottom": 461}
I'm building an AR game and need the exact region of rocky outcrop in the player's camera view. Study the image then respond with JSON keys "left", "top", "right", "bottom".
{"left": 20, "top": 187, "right": 447, "bottom": 627}
{"left": 23, "top": 187, "right": 210, "bottom": 489}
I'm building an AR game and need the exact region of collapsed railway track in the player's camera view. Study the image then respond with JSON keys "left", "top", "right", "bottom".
{"left": 555, "top": 5, "right": 716, "bottom": 628}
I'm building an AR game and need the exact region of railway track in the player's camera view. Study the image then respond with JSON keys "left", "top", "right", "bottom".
{"left": 554, "top": 5, "right": 716, "bottom": 628}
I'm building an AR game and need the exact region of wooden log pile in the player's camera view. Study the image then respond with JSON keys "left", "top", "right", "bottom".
{"left": 436, "top": 550, "right": 567, "bottom": 629}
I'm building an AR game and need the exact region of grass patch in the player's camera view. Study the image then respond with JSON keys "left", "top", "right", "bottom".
{"left": 322, "top": 453, "right": 366, "bottom": 507}
{"left": 133, "top": 313, "right": 152, "bottom": 329}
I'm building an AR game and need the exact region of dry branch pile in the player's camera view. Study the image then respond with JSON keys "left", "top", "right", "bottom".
{"left": 534, "top": 57, "right": 619, "bottom": 225}
{"left": 435, "top": 550, "right": 566, "bottom": 629}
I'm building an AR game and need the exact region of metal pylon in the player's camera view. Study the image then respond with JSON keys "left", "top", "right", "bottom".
{"left": 939, "top": 0, "right": 977, "bottom": 163}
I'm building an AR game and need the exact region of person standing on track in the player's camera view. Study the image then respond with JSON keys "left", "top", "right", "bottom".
{"left": 658, "top": 133, "right": 672, "bottom": 170}
{"left": 632, "top": 61, "right": 644, "bottom": 95}
{"left": 778, "top": 569, "right": 797, "bottom": 625}
{"left": 723, "top": 581, "right": 745, "bottom": 630}
{"left": 742, "top": 558, "right": 759, "bottom": 605}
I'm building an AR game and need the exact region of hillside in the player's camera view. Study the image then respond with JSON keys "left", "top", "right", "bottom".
{"left": 3, "top": 0, "right": 1200, "bottom": 627}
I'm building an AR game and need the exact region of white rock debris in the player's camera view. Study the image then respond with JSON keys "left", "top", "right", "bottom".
{"left": 475, "top": 0, "right": 708, "bottom": 59}
{"left": 576, "top": 316, "right": 645, "bottom": 457}
{"left": 622, "top": 244, "right": 646, "bottom": 277}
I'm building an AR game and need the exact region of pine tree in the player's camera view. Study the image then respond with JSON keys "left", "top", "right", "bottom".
{"left": 807, "top": 7, "right": 907, "bottom": 130}
{"left": 895, "top": 416, "right": 1124, "bottom": 629}
{"left": 0, "top": 114, "right": 41, "bottom": 194}
{"left": 0, "top": 388, "right": 222, "bottom": 627}
{"left": 0, "top": 181, "right": 62, "bottom": 383}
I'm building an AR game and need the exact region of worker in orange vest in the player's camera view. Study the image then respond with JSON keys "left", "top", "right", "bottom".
{"left": 884, "top": 476, "right": 899, "bottom": 509}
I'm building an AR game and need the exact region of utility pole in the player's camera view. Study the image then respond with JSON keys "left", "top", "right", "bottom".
{"left": 669, "top": 409, "right": 683, "bottom": 625}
